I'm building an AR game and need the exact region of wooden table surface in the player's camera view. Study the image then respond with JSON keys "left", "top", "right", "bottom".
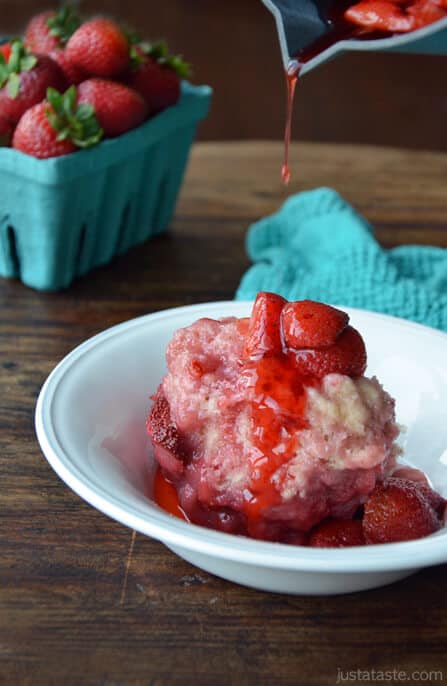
{"left": 2, "top": 142, "right": 447, "bottom": 686}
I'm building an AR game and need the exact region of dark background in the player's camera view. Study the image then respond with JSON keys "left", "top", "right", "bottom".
{"left": 3, "top": 0, "right": 447, "bottom": 149}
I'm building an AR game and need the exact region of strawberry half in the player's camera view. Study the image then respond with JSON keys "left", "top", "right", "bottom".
{"left": 147, "top": 387, "right": 186, "bottom": 477}
{"left": 291, "top": 325, "right": 367, "bottom": 378}
{"left": 0, "top": 40, "right": 66, "bottom": 124}
{"left": 345, "top": 1, "right": 416, "bottom": 32}
{"left": 12, "top": 85, "right": 103, "bottom": 158}
{"left": 126, "top": 41, "right": 190, "bottom": 114}
{"left": 77, "top": 78, "right": 148, "bottom": 137}
{"left": 309, "top": 519, "right": 366, "bottom": 547}
{"left": 363, "top": 477, "right": 442, "bottom": 544}
{"left": 66, "top": 18, "right": 130, "bottom": 78}
{"left": 245, "top": 291, "right": 287, "bottom": 358}
{"left": 24, "top": 6, "right": 81, "bottom": 54}
{"left": 408, "top": 0, "right": 447, "bottom": 28}
{"left": 281, "top": 300, "right": 349, "bottom": 349}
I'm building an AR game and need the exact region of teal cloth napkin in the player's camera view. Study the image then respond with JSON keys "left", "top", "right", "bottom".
{"left": 236, "top": 187, "right": 447, "bottom": 331}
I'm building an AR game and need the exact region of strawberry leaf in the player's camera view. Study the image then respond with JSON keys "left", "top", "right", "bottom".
{"left": 0, "top": 62, "right": 8, "bottom": 88}
{"left": 133, "top": 40, "right": 191, "bottom": 78}
{"left": 161, "top": 54, "right": 191, "bottom": 78}
{"left": 45, "top": 86, "right": 104, "bottom": 149}
{"left": 0, "top": 39, "right": 38, "bottom": 95}
{"left": 46, "top": 5, "right": 81, "bottom": 45}
{"left": 76, "top": 103, "right": 94, "bottom": 120}
{"left": 47, "top": 87, "right": 64, "bottom": 112}
{"left": 6, "top": 72, "right": 20, "bottom": 98}
{"left": 20, "top": 55, "right": 37, "bottom": 71}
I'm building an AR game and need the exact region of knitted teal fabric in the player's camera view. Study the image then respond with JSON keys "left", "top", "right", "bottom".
{"left": 236, "top": 187, "right": 447, "bottom": 331}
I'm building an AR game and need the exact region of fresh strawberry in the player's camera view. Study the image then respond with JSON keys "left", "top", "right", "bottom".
{"left": 66, "top": 18, "right": 129, "bottom": 78}
{"left": 291, "top": 325, "right": 367, "bottom": 378}
{"left": 77, "top": 78, "right": 148, "bottom": 137}
{"left": 0, "top": 43, "right": 11, "bottom": 62}
{"left": 281, "top": 300, "right": 349, "bottom": 350}
{"left": 363, "top": 477, "right": 442, "bottom": 544}
{"left": 309, "top": 519, "right": 365, "bottom": 547}
{"left": 49, "top": 49, "right": 85, "bottom": 85}
{"left": 12, "top": 85, "right": 103, "bottom": 158}
{"left": 245, "top": 292, "right": 287, "bottom": 358}
{"left": 24, "top": 6, "right": 81, "bottom": 54}
{"left": 408, "top": 0, "right": 447, "bottom": 28}
{"left": 345, "top": 1, "right": 415, "bottom": 32}
{"left": 126, "top": 41, "right": 190, "bottom": 114}
{"left": 0, "top": 40, "right": 66, "bottom": 124}
{"left": 0, "top": 114, "right": 13, "bottom": 146}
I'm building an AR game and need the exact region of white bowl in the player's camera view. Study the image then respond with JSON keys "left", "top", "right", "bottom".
{"left": 35, "top": 302, "right": 447, "bottom": 595}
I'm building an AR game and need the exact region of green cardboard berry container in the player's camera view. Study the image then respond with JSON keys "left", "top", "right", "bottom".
{"left": 0, "top": 82, "right": 212, "bottom": 291}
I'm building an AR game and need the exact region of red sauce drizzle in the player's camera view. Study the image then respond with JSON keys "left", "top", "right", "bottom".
{"left": 281, "top": 1, "right": 392, "bottom": 184}
{"left": 281, "top": 65, "right": 300, "bottom": 186}
{"left": 243, "top": 352, "right": 316, "bottom": 522}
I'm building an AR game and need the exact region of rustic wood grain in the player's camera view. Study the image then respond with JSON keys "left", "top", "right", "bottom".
{"left": 1, "top": 142, "right": 447, "bottom": 686}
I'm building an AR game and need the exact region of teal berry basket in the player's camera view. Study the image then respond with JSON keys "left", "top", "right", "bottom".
{"left": 0, "top": 82, "right": 212, "bottom": 291}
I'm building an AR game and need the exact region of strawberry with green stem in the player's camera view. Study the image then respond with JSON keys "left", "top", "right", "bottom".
{"left": 126, "top": 40, "right": 190, "bottom": 114}
{"left": 0, "top": 39, "right": 66, "bottom": 124}
{"left": 25, "top": 5, "right": 81, "bottom": 53}
{"left": 77, "top": 78, "right": 148, "bottom": 137}
{"left": 66, "top": 17, "right": 130, "bottom": 78}
{"left": 13, "top": 85, "right": 103, "bottom": 158}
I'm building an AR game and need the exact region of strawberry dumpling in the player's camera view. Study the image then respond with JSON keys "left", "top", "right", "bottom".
{"left": 147, "top": 293, "right": 401, "bottom": 541}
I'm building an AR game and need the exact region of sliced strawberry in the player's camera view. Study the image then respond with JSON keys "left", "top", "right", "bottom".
{"left": 147, "top": 388, "right": 186, "bottom": 477}
{"left": 363, "top": 477, "right": 442, "bottom": 544}
{"left": 309, "top": 519, "right": 365, "bottom": 547}
{"left": 408, "top": 0, "right": 447, "bottom": 28}
{"left": 345, "top": 1, "right": 416, "bottom": 32}
{"left": 245, "top": 292, "right": 287, "bottom": 358}
{"left": 391, "top": 470, "right": 445, "bottom": 517}
{"left": 415, "top": 483, "right": 446, "bottom": 519}
{"left": 391, "top": 465, "right": 429, "bottom": 485}
{"left": 291, "top": 325, "right": 367, "bottom": 378}
{"left": 281, "top": 300, "right": 349, "bottom": 350}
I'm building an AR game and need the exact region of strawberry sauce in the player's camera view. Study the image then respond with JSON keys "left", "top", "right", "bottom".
{"left": 281, "top": 63, "right": 300, "bottom": 185}
{"left": 154, "top": 467, "right": 188, "bottom": 521}
{"left": 243, "top": 352, "right": 312, "bottom": 521}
